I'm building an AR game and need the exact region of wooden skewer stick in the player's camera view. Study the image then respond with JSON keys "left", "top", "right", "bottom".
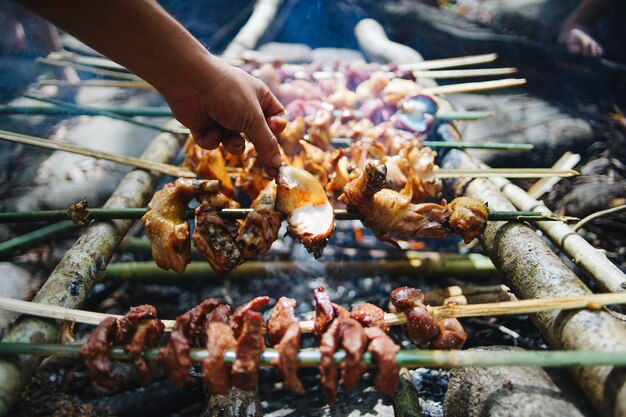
{"left": 398, "top": 53, "right": 499, "bottom": 71}
{"left": 412, "top": 67, "right": 518, "bottom": 79}
{"left": 0, "top": 130, "right": 196, "bottom": 178}
{"left": 422, "top": 78, "right": 527, "bottom": 95}
{"left": 2, "top": 292, "right": 625, "bottom": 334}
{"left": 47, "top": 51, "right": 129, "bottom": 71}
{"left": 434, "top": 167, "right": 579, "bottom": 178}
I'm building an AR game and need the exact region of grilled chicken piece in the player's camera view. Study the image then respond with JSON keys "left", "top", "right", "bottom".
{"left": 328, "top": 84, "right": 359, "bottom": 109}
{"left": 382, "top": 78, "right": 422, "bottom": 106}
{"left": 276, "top": 165, "right": 334, "bottom": 258}
{"left": 448, "top": 197, "right": 489, "bottom": 243}
{"left": 348, "top": 137, "right": 387, "bottom": 175}
{"left": 355, "top": 72, "right": 390, "bottom": 102}
{"left": 307, "top": 109, "right": 333, "bottom": 150}
{"left": 279, "top": 116, "right": 305, "bottom": 156}
{"left": 236, "top": 142, "right": 270, "bottom": 201}
{"left": 267, "top": 297, "right": 304, "bottom": 394}
{"left": 401, "top": 144, "right": 442, "bottom": 202}
{"left": 192, "top": 191, "right": 243, "bottom": 275}
{"left": 182, "top": 137, "right": 234, "bottom": 197}
{"left": 236, "top": 182, "right": 283, "bottom": 259}
{"left": 300, "top": 140, "right": 334, "bottom": 185}
{"left": 326, "top": 153, "right": 351, "bottom": 195}
{"left": 383, "top": 155, "right": 409, "bottom": 191}
{"left": 142, "top": 178, "right": 218, "bottom": 273}
{"left": 390, "top": 287, "right": 468, "bottom": 349}
{"left": 341, "top": 163, "right": 451, "bottom": 244}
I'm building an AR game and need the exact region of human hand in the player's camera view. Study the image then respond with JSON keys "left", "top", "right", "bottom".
{"left": 167, "top": 58, "right": 287, "bottom": 177}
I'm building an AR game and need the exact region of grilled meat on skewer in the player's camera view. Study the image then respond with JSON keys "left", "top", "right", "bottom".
{"left": 276, "top": 165, "right": 334, "bottom": 257}
{"left": 182, "top": 137, "right": 234, "bottom": 197}
{"left": 141, "top": 178, "right": 217, "bottom": 273}
{"left": 267, "top": 297, "right": 305, "bottom": 394}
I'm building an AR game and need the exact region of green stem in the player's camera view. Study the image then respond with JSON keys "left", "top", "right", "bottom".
{"left": 0, "top": 221, "right": 78, "bottom": 258}
{"left": 0, "top": 208, "right": 574, "bottom": 224}
{"left": 0, "top": 104, "right": 172, "bottom": 118}
{"left": 435, "top": 111, "right": 495, "bottom": 121}
{"left": 3, "top": 342, "right": 626, "bottom": 368}
{"left": 24, "top": 94, "right": 188, "bottom": 137}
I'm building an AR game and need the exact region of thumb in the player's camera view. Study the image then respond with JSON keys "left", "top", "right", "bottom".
{"left": 244, "top": 112, "right": 282, "bottom": 178}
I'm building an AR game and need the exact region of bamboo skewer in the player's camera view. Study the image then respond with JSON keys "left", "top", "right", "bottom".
{"left": 36, "top": 57, "right": 142, "bottom": 80}
{"left": 434, "top": 167, "right": 578, "bottom": 178}
{"left": 0, "top": 206, "right": 577, "bottom": 223}
{"left": 412, "top": 67, "right": 518, "bottom": 79}
{"left": 329, "top": 137, "right": 531, "bottom": 151}
{"left": 0, "top": 130, "right": 196, "bottom": 178}
{"left": 2, "top": 292, "right": 626, "bottom": 334}
{"left": 2, "top": 342, "right": 626, "bottom": 369}
{"left": 0, "top": 130, "right": 569, "bottom": 180}
{"left": 24, "top": 95, "right": 189, "bottom": 136}
{"left": 397, "top": 53, "right": 499, "bottom": 71}
{"left": 47, "top": 51, "right": 129, "bottom": 71}
{"left": 422, "top": 78, "right": 527, "bottom": 95}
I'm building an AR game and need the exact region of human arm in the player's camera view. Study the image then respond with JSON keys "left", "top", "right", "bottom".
{"left": 16, "top": 0, "right": 286, "bottom": 176}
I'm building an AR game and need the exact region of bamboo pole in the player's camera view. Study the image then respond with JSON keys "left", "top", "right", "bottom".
{"left": 221, "top": 0, "right": 284, "bottom": 60}
{"left": 103, "top": 254, "right": 497, "bottom": 282}
{"left": 488, "top": 174, "right": 626, "bottom": 294}
{"left": 0, "top": 130, "right": 196, "bottom": 178}
{"left": 3, "top": 292, "right": 626, "bottom": 334}
{"left": 527, "top": 151, "right": 581, "bottom": 199}
{"left": 24, "top": 95, "right": 189, "bottom": 136}
{"left": 441, "top": 148, "right": 626, "bottom": 417}
{"left": 3, "top": 342, "right": 626, "bottom": 369}
{"left": 0, "top": 124, "right": 184, "bottom": 415}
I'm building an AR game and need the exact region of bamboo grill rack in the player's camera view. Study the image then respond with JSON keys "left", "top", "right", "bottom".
{"left": 1, "top": 5, "right": 626, "bottom": 417}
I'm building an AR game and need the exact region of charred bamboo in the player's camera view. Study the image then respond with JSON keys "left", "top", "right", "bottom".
{"left": 488, "top": 173, "right": 626, "bottom": 294}
{"left": 0, "top": 125, "right": 183, "bottom": 415}
{"left": 442, "top": 148, "right": 626, "bottom": 417}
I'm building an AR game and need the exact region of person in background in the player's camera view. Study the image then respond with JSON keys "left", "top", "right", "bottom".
{"left": 14, "top": 0, "right": 286, "bottom": 177}
{"left": 559, "top": 0, "right": 615, "bottom": 57}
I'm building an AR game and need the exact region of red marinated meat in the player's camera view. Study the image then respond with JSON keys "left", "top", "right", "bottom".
{"left": 364, "top": 327, "right": 400, "bottom": 396}
{"left": 351, "top": 303, "right": 387, "bottom": 331}
{"left": 313, "top": 287, "right": 335, "bottom": 342}
{"left": 338, "top": 318, "right": 368, "bottom": 391}
{"left": 203, "top": 321, "right": 237, "bottom": 395}
{"left": 230, "top": 296, "right": 270, "bottom": 339}
{"left": 431, "top": 318, "right": 468, "bottom": 350}
{"left": 389, "top": 286, "right": 424, "bottom": 310}
{"left": 267, "top": 297, "right": 297, "bottom": 346}
{"left": 80, "top": 317, "right": 120, "bottom": 390}
{"left": 274, "top": 323, "right": 304, "bottom": 394}
{"left": 160, "top": 298, "right": 221, "bottom": 387}
{"left": 232, "top": 310, "right": 265, "bottom": 391}
{"left": 319, "top": 319, "right": 341, "bottom": 405}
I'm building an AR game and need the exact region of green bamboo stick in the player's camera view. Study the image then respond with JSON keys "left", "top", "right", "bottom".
{"left": 24, "top": 94, "right": 189, "bottom": 137}
{"left": 0, "top": 104, "right": 172, "bottom": 118}
{"left": 104, "top": 255, "right": 497, "bottom": 282}
{"left": 2, "top": 342, "right": 626, "bottom": 368}
{"left": 0, "top": 221, "right": 78, "bottom": 258}
{"left": 328, "top": 137, "right": 532, "bottom": 151}
{"left": 0, "top": 207, "right": 577, "bottom": 224}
